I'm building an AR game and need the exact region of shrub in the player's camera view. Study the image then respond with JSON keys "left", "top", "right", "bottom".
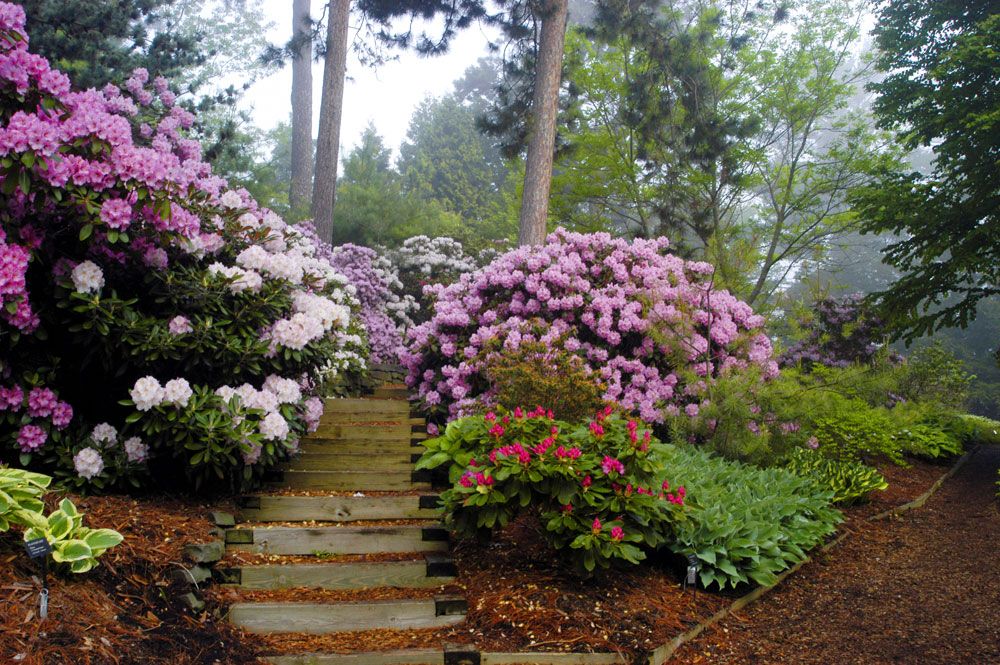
{"left": 405, "top": 229, "right": 778, "bottom": 423}
{"left": 781, "top": 293, "right": 900, "bottom": 369}
{"left": 417, "top": 408, "right": 687, "bottom": 573}
{"left": 896, "top": 341, "right": 973, "bottom": 410}
{"left": 0, "top": 8, "right": 366, "bottom": 489}
{"left": 484, "top": 341, "right": 607, "bottom": 424}
{"left": 658, "top": 444, "right": 842, "bottom": 589}
{"left": 960, "top": 414, "right": 1000, "bottom": 445}
{"left": 324, "top": 241, "right": 417, "bottom": 364}
{"left": 386, "top": 235, "right": 478, "bottom": 321}
{"left": 811, "top": 406, "right": 904, "bottom": 465}
{"left": 784, "top": 448, "right": 888, "bottom": 504}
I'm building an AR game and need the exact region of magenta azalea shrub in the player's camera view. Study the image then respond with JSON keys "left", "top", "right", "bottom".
{"left": 0, "top": 5, "right": 366, "bottom": 489}
{"left": 326, "top": 242, "right": 417, "bottom": 364}
{"left": 405, "top": 229, "right": 778, "bottom": 423}
{"left": 416, "top": 406, "right": 687, "bottom": 573}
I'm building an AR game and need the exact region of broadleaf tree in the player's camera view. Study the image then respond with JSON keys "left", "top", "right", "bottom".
{"left": 850, "top": 0, "right": 1000, "bottom": 340}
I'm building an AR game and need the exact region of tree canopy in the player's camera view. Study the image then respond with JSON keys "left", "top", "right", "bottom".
{"left": 851, "top": 0, "right": 1000, "bottom": 339}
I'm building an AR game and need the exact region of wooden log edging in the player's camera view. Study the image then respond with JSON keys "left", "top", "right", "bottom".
{"left": 640, "top": 445, "right": 978, "bottom": 664}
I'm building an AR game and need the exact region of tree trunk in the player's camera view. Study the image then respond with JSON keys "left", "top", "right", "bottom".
{"left": 311, "top": 0, "right": 351, "bottom": 243}
{"left": 289, "top": 0, "right": 313, "bottom": 217}
{"left": 517, "top": 0, "right": 569, "bottom": 246}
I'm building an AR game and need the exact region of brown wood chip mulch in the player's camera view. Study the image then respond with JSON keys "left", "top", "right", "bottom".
{"left": 672, "top": 445, "right": 1000, "bottom": 664}
{"left": 0, "top": 493, "right": 265, "bottom": 665}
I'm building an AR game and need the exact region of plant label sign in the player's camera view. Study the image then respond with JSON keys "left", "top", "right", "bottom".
{"left": 24, "top": 537, "right": 51, "bottom": 559}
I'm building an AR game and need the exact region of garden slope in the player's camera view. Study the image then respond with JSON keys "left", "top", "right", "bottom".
{"left": 673, "top": 445, "right": 1000, "bottom": 664}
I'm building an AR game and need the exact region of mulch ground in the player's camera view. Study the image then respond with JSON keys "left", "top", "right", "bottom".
{"left": 0, "top": 493, "right": 264, "bottom": 665}
{"left": 672, "top": 445, "right": 1000, "bottom": 664}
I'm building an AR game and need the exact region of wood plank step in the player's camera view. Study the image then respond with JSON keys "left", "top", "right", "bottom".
{"left": 309, "top": 424, "right": 413, "bottom": 441}
{"left": 237, "top": 495, "right": 440, "bottom": 522}
{"left": 219, "top": 558, "right": 454, "bottom": 590}
{"left": 225, "top": 525, "right": 449, "bottom": 555}
{"left": 299, "top": 440, "right": 418, "bottom": 455}
{"left": 372, "top": 386, "right": 410, "bottom": 400}
{"left": 272, "top": 470, "right": 430, "bottom": 491}
{"left": 266, "top": 650, "right": 443, "bottom": 665}
{"left": 286, "top": 452, "right": 413, "bottom": 473}
{"left": 323, "top": 397, "right": 411, "bottom": 413}
{"left": 228, "top": 596, "right": 466, "bottom": 634}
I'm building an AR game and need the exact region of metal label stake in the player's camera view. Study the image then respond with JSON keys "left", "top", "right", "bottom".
{"left": 24, "top": 537, "right": 52, "bottom": 620}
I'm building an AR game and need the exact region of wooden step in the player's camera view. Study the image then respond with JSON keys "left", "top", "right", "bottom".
{"left": 225, "top": 525, "right": 449, "bottom": 555}
{"left": 321, "top": 398, "right": 411, "bottom": 423}
{"left": 372, "top": 385, "right": 410, "bottom": 400}
{"left": 266, "top": 650, "right": 443, "bottom": 665}
{"left": 309, "top": 424, "right": 414, "bottom": 441}
{"left": 299, "top": 440, "right": 420, "bottom": 456}
{"left": 218, "top": 557, "right": 455, "bottom": 590}
{"left": 271, "top": 470, "right": 430, "bottom": 491}
{"left": 237, "top": 494, "right": 440, "bottom": 523}
{"left": 228, "top": 596, "right": 466, "bottom": 634}
{"left": 286, "top": 452, "right": 414, "bottom": 473}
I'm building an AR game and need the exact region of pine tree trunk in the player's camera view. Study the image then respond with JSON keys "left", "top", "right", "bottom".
{"left": 311, "top": 0, "right": 351, "bottom": 243}
{"left": 289, "top": 0, "right": 313, "bottom": 217}
{"left": 517, "top": 0, "right": 569, "bottom": 246}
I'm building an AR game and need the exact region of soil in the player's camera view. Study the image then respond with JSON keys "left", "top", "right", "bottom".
{"left": 0, "top": 493, "right": 264, "bottom": 665}
{"left": 672, "top": 445, "right": 1000, "bottom": 664}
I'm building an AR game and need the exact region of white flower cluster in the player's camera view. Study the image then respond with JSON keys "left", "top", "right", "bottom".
{"left": 71, "top": 260, "right": 105, "bottom": 294}
{"left": 130, "top": 376, "right": 164, "bottom": 411}
{"left": 262, "top": 374, "right": 302, "bottom": 405}
{"left": 207, "top": 262, "right": 263, "bottom": 293}
{"left": 258, "top": 411, "right": 289, "bottom": 440}
{"left": 73, "top": 447, "right": 104, "bottom": 479}
{"left": 123, "top": 436, "right": 149, "bottom": 463}
{"left": 90, "top": 423, "right": 117, "bottom": 447}
{"left": 130, "top": 376, "right": 192, "bottom": 410}
{"left": 163, "top": 378, "right": 193, "bottom": 407}
{"left": 389, "top": 235, "right": 477, "bottom": 277}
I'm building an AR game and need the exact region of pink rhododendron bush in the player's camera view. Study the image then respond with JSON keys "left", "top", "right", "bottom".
{"left": 404, "top": 229, "right": 779, "bottom": 424}
{"left": 0, "top": 5, "right": 366, "bottom": 489}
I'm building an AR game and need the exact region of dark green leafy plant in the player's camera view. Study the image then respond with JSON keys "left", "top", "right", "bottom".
{"left": 658, "top": 444, "right": 842, "bottom": 589}
{"left": 417, "top": 408, "right": 686, "bottom": 573}
{"left": 784, "top": 448, "right": 888, "bottom": 504}
{"left": 812, "top": 405, "right": 904, "bottom": 465}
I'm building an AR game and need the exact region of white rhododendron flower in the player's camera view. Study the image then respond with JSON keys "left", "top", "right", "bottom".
{"left": 259, "top": 411, "right": 290, "bottom": 440}
{"left": 162, "top": 378, "right": 193, "bottom": 407}
{"left": 219, "top": 190, "right": 243, "bottom": 208}
{"left": 263, "top": 375, "right": 302, "bottom": 405}
{"left": 123, "top": 436, "right": 149, "bottom": 463}
{"left": 130, "top": 376, "right": 164, "bottom": 411}
{"left": 90, "top": 423, "right": 117, "bottom": 446}
{"left": 73, "top": 447, "right": 104, "bottom": 479}
{"left": 168, "top": 315, "right": 193, "bottom": 334}
{"left": 71, "top": 260, "right": 105, "bottom": 294}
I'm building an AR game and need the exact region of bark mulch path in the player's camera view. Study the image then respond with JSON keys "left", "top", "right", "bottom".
{"left": 672, "top": 445, "right": 1000, "bottom": 665}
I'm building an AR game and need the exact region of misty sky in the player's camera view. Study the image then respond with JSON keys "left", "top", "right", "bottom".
{"left": 241, "top": 0, "right": 500, "bottom": 157}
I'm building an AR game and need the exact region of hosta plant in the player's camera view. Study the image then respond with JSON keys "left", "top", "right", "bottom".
{"left": 658, "top": 444, "right": 842, "bottom": 589}
{"left": 0, "top": 467, "right": 50, "bottom": 531}
{"left": 21, "top": 497, "right": 123, "bottom": 573}
{"left": 784, "top": 448, "right": 888, "bottom": 505}
{"left": 417, "top": 407, "right": 688, "bottom": 573}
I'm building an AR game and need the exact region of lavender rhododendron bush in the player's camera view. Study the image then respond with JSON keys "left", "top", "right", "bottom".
{"left": 0, "top": 6, "right": 366, "bottom": 489}
{"left": 405, "top": 229, "right": 779, "bottom": 423}
{"left": 320, "top": 238, "right": 417, "bottom": 364}
{"left": 416, "top": 406, "right": 688, "bottom": 573}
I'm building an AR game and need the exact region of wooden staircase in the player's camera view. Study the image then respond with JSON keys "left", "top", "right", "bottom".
{"left": 219, "top": 388, "right": 465, "bottom": 664}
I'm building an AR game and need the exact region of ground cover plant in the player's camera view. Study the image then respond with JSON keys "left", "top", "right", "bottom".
{"left": 0, "top": 467, "right": 122, "bottom": 573}
{"left": 404, "top": 229, "right": 779, "bottom": 424}
{"left": 419, "top": 406, "right": 842, "bottom": 588}
{"left": 0, "top": 5, "right": 368, "bottom": 489}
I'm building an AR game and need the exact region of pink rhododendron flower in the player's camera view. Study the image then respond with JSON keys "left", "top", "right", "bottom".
{"left": 610, "top": 527, "right": 624, "bottom": 542}
{"left": 601, "top": 455, "right": 625, "bottom": 475}
{"left": 17, "top": 424, "right": 46, "bottom": 452}
{"left": 591, "top": 517, "right": 602, "bottom": 534}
